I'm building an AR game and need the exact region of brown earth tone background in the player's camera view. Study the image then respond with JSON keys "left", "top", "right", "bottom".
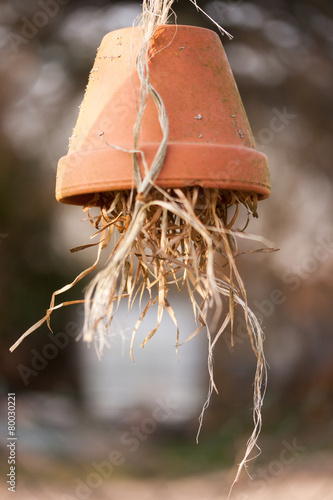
{"left": 1, "top": 0, "right": 333, "bottom": 498}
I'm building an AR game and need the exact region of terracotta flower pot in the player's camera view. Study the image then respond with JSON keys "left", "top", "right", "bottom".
{"left": 56, "top": 24, "right": 270, "bottom": 205}
{"left": 13, "top": 23, "right": 270, "bottom": 482}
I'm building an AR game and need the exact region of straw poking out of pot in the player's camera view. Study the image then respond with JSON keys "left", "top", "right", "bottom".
{"left": 10, "top": 184, "right": 271, "bottom": 491}
{"left": 79, "top": 185, "right": 270, "bottom": 491}
{"left": 80, "top": 187, "right": 259, "bottom": 354}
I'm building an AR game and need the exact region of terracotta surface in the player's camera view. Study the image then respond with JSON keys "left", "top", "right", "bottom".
{"left": 56, "top": 25, "right": 271, "bottom": 205}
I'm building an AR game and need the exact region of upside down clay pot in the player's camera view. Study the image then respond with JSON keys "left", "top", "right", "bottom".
{"left": 56, "top": 25, "right": 271, "bottom": 205}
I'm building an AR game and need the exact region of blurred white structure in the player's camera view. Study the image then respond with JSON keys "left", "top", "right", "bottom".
{"left": 79, "top": 290, "right": 207, "bottom": 423}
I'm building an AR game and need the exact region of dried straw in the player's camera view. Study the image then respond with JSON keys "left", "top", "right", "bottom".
{"left": 10, "top": 0, "right": 273, "bottom": 494}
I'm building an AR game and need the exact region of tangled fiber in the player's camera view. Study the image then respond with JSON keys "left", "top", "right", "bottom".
{"left": 11, "top": 0, "right": 273, "bottom": 495}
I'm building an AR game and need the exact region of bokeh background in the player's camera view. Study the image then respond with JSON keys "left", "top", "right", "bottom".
{"left": 1, "top": 0, "right": 333, "bottom": 498}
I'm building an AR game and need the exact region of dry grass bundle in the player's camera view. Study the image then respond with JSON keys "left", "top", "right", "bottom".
{"left": 81, "top": 188, "right": 258, "bottom": 350}
{"left": 11, "top": 184, "right": 269, "bottom": 490}
{"left": 79, "top": 186, "right": 268, "bottom": 491}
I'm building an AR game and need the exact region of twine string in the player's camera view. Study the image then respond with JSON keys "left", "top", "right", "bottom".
{"left": 10, "top": 1, "right": 270, "bottom": 494}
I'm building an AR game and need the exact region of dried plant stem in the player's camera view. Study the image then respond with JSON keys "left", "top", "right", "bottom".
{"left": 77, "top": 187, "right": 269, "bottom": 482}
{"left": 10, "top": 187, "right": 270, "bottom": 492}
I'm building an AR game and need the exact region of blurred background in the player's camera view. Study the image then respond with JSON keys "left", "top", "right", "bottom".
{"left": 0, "top": 0, "right": 333, "bottom": 498}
